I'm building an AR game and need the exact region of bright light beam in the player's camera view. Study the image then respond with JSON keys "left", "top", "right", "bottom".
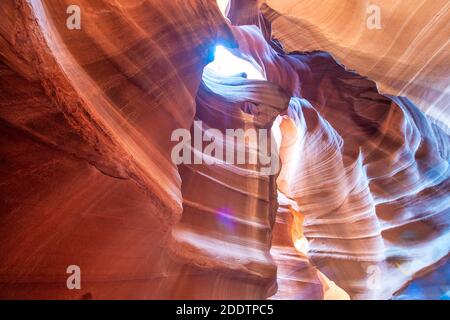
{"left": 206, "top": 45, "right": 265, "bottom": 80}
{"left": 217, "top": 0, "right": 230, "bottom": 17}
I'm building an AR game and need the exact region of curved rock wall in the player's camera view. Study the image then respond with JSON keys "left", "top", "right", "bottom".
{"left": 264, "top": 0, "right": 450, "bottom": 126}
{"left": 0, "top": 0, "right": 448, "bottom": 299}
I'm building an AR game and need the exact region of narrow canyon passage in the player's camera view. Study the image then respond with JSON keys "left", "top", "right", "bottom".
{"left": 0, "top": 0, "right": 448, "bottom": 300}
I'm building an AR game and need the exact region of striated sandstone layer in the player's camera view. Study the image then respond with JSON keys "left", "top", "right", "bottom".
{"left": 264, "top": 0, "right": 450, "bottom": 127}
{"left": 0, "top": 0, "right": 449, "bottom": 300}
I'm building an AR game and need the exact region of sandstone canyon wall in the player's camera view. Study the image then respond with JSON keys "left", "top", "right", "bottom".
{"left": 0, "top": 0, "right": 448, "bottom": 300}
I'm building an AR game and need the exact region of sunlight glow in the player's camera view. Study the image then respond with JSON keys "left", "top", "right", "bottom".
{"left": 206, "top": 45, "right": 265, "bottom": 80}
{"left": 217, "top": 0, "right": 230, "bottom": 17}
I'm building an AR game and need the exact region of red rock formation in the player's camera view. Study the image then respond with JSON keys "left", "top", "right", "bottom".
{"left": 0, "top": 0, "right": 448, "bottom": 300}
{"left": 264, "top": 0, "right": 450, "bottom": 125}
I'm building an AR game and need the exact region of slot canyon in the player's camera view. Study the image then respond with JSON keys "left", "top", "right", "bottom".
{"left": 0, "top": 0, "right": 449, "bottom": 300}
